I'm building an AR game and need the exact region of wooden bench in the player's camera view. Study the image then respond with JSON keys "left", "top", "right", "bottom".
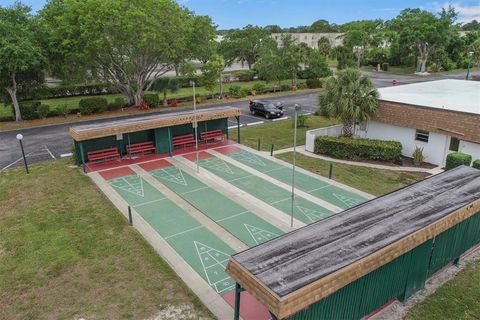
{"left": 172, "top": 134, "right": 196, "bottom": 149}
{"left": 200, "top": 130, "right": 225, "bottom": 144}
{"left": 126, "top": 141, "right": 156, "bottom": 156}
{"left": 87, "top": 147, "right": 120, "bottom": 163}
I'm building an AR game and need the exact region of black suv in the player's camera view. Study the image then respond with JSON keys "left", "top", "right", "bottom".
{"left": 249, "top": 100, "right": 284, "bottom": 119}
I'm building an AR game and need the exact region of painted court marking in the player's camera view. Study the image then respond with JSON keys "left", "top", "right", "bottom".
{"left": 194, "top": 241, "right": 236, "bottom": 294}
{"left": 245, "top": 224, "right": 279, "bottom": 245}
{"left": 333, "top": 193, "right": 363, "bottom": 208}
{"left": 164, "top": 225, "right": 204, "bottom": 240}
{"left": 297, "top": 206, "right": 325, "bottom": 223}
{"left": 111, "top": 175, "right": 145, "bottom": 197}
{"left": 155, "top": 166, "right": 188, "bottom": 186}
{"left": 233, "top": 152, "right": 266, "bottom": 167}
{"left": 201, "top": 157, "right": 235, "bottom": 175}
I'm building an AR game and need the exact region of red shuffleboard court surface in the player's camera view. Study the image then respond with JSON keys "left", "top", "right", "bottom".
{"left": 138, "top": 159, "right": 173, "bottom": 171}
{"left": 224, "top": 291, "right": 272, "bottom": 320}
{"left": 214, "top": 145, "right": 243, "bottom": 155}
{"left": 85, "top": 153, "right": 167, "bottom": 173}
{"left": 182, "top": 150, "right": 214, "bottom": 162}
{"left": 98, "top": 166, "right": 136, "bottom": 180}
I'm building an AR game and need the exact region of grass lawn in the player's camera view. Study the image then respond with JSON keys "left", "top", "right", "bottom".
{"left": 275, "top": 152, "right": 426, "bottom": 196}
{"left": 229, "top": 115, "right": 339, "bottom": 152}
{"left": 0, "top": 79, "right": 305, "bottom": 119}
{"left": 0, "top": 160, "right": 213, "bottom": 320}
{"left": 405, "top": 261, "right": 480, "bottom": 320}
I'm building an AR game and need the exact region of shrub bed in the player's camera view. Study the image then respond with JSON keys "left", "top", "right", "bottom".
{"left": 16, "top": 101, "right": 51, "bottom": 120}
{"left": 472, "top": 160, "right": 480, "bottom": 170}
{"left": 142, "top": 93, "right": 160, "bottom": 108}
{"left": 79, "top": 97, "right": 108, "bottom": 115}
{"left": 228, "top": 85, "right": 248, "bottom": 99}
{"left": 445, "top": 152, "right": 472, "bottom": 170}
{"left": 314, "top": 136, "right": 402, "bottom": 161}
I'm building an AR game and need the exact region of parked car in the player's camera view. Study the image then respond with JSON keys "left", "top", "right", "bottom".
{"left": 249, "top": 100, "right": 284, "bottom": 119}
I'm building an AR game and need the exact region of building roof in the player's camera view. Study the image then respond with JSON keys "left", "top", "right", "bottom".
{"left": 69, "top": 106, "right": 241, "bottom": 141}
{"left": 226, "top": 166, "right": 480, "bottom": 319}
{"left": 378, "top": 79, "right": 480, "bottom": 115}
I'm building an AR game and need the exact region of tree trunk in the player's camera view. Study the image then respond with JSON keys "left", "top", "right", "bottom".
{"left": 174, "top": 63, "right": 180, "bottom": 76}
{"left": 417, "top": 44, "right": 430, "bottom": 73}
{"left": 7, "top": 73, "right": 21, "bottom": 121}
{"left": 247, "top": 61, "right": 252, "bottom": 70}
{"left": 163, "top": 90, "right": 168, "bottom": 106}
{"left": 342, "top": 118, "right": 354, "bottom": 137}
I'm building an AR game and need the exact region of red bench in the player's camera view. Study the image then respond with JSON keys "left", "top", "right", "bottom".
{"left": 87, "top": 147, "right": 120, "bottom": 163}
{"left": 126, "top": 141, "right": 156, "bottom": 156}
{"left": 200, "top": 130, "right": 225, "bottom": 144}
{"left": 172, "top": 134, "right": 196, "bottom": 149}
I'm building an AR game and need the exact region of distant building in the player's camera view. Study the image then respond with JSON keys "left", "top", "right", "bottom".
{"left": 271, "top": 33, "right": 344, "bottom": 49}
{"left": 356, "top": 79, "right": 480, "bottom": 166}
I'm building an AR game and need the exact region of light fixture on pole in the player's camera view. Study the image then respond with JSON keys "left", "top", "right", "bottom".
{"left": 16, "top": 133, "right": 29, "bottom": 174}
{"left": 466, "top": 51, "right": 474, "bottom": 80}
{"left": 191, "top": 81, "right": 200, "bottom": 173}
{"left": 290, "top": 103, "right": 301, "bottom": 227}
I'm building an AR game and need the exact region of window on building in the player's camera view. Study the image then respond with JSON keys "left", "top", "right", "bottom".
{"left": 415, "top": 130, "right": 429, "bottom": 143}
{"left": 449, "top": 137, "right": 460, "bottom": 152}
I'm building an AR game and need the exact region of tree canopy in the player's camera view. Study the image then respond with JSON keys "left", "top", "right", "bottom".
{"left": 320, "top": 68, "right": 379, "bottom": 137}
{"left": 39, "top": 0, "right": 210, "bottom": 106}
{"left": 0, "top": 3, "right": 44, "bottom": 121}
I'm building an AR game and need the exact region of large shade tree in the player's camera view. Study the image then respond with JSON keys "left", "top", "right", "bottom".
{"left": 389, "top": 7, "right": 457, "bottom": 73}
{"left": 219, "top": 25, "right": 269, "bottom": 69}
{"left": 40, "top": 0, "right": 202, "bottom": 106}
{"left": 320, "top": 68, "right": 379, "bottom": 137}
{"left": 0, "top": 4, "right": 44, "bottom": 121}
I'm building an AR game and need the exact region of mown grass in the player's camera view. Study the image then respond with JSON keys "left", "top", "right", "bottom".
{"left": 229, "top": 115, "right": 339, "bottom": 152}
{"left": 0, "top": 79, "right": 305, "bottom": 118}
{"left": 405, "top": 262, "right": 480, "bottom": 320}
{"left": 0, "top": 160, "right": 213, "bottom": 320}
{"left": 275, "top": 152, "right": 426, "bottom": 196}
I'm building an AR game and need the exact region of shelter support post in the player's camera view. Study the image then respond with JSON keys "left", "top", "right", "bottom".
{"left": 269, "top": 311, "right": 279, "bottom": 320}
{"left": 167, "top": 127, "right": 173, "bottom": 157}
{"left": 234, "top": 282, "right": 244, "bottom": 320}
{"left": 236, "top": 116, "right": 240, "bottom": 143}
{"left": 79, "top": 141, "right": 85, "bottom": 167}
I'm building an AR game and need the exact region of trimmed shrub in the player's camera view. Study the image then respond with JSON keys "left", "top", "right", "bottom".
{"left": 280, "top": 84, "right": 290, "bottom": 92}
{"left": 314, "top": 136, "right": 402, "bottom": 161}
{"left": 445, "top": 152, "right": 472, "bottom": 170}
{"left": 252, "top": 83, "right": 266, "bottom": 94}
{"left": 18, "top": 101, "right": 41, "bottom": 120}
{"left": 17, "top": 83, "right": 119, "bottom": 101}
{"left": 0, "top": 115, "right": 14, "bottom": 122}
{"left": 56, "top": 104, "right": 69, "bottom": 117}
{"left": 142, "top": 93, "right": 160, "bottom": 108}
{"left": 79, "top": 97, "right": 108, "bottom": 115}
{"left": 228, "top": 70, "right": 256, "bottom": 82}
{"left": 47, "top": 109, "right": 61, "bottom": 118}
{"left": 228, "top": 85, "right": 248, "bottom": 99}
{"left": 37, "top": 104, "right": 50, "bottom": 119}
{"left": 297, "top": 83, "right": 308, "bottom": 90}
{"left": 69, "top": 108, "right": 81, "bottom": 115}
{"left": 472, "top": 160, "right": 480, "bottom": 170}
{"left": 107, "top": 97, "right": 125, "bottom": 111}
{"left": 306, "top": 78, "right": 321, "bottom": 89}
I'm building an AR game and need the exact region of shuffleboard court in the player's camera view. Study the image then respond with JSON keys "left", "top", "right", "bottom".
{"left": 139, "top": 159, "right": 284, "bottom": 247}
{"left": 183, "top": 152, "right": 335, "bottom": 225}
{"left": 216, "top": 146, "right": 367, "bottom": 209}
{"left": 104, "top": 169, "right": 237, "bottom": 295}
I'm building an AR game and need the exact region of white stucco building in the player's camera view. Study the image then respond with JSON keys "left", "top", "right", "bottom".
{"left": 356, "top": 79, "right": 480, "bottom": 166}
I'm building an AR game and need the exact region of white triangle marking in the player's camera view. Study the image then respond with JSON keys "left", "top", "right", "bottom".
{"left": 244, "top": 224, "right": 279, "bottom": 245}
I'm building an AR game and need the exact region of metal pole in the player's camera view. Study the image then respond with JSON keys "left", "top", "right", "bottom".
{"left": 290, "top": 104, "right": 300, "bottom": 228}
{"left": 328, "top": 162, "right": 333, "bottom": 179}
{"left": 234, "top": 283, "right": 241, "bottom": 320}
{"left": 220, "top": 74, "right": 223, "bottom": 99}
{"left": 19, "top": 139, "right": 29, "bottom": 174}
{"left": 128, "top": 206, "right": 133, "bottom": 225}
{"left": 270, "top": 144, "right": 274, "bottom": 156}
{"left": 193, "top": 81, "right": 199, "bottom": 173}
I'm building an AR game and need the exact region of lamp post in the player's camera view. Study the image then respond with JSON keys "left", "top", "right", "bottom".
{"left": 191, "top": 81, "right": 199, "bottom": 173}
{"left": 16, "top": 133, "right": 29, "bottom": 174}
{"left": 290, "top": 104, "right": 301, "bottom": 227}
{"left": 466, "top": 51, "right": 474, "bottom": 80}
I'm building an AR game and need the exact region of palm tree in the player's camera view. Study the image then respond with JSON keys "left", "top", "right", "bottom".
{"left": 319, "top": 68, "right": 379, "bottom": 137}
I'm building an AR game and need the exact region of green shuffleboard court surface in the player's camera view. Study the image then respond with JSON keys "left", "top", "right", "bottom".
{"left": 147, "top": 164, "right": 284, "bottom": 247}
{"left": 191, "top": 154, "right": 335, "bottom": 225}
{"left": 225, "top": 149, "right": 367, "bottom": 209}
{"left": 108, "top": 175, "right": 236, "bottom": 294}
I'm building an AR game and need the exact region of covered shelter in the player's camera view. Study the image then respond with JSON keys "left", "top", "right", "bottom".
{"left": 227, "top": 166, "right": 480, "bottom": 320}
{"left": 69, "top": 106, "right": 241, "bottom": 167}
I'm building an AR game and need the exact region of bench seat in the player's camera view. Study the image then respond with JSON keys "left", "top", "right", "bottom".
{"left": 172, "top": 134, "right": 196, "bottom": 149}
{"left": 87, "top": 147, "right": 120, "bottom": 163}
{"left": 200, "top": 130, "right": 225, "bottom": 144}
{"left": 126, "top": 141, "right": 156, "bottom": 156}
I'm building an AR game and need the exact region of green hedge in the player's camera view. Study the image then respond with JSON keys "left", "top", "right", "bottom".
{"left": 79, "top": 97, "right": 108, "bottom": 115}
{"left": 314, "top": 136, "right": 402, "bottom": 161}
{"left": 472, "top": 160, "right": 480, "bottom": 170}
{"left": 228, "top": 85, "right": 248, "bottom": 98}
{"left": 142, "top": 93, "right": 160, "bottom": 107}
{"left": 16, "top": 101, "right": 51, "bottom": 120}
{"left": 17, "top": 83, "right": 119, "bottom": 101}
{"left": 445, "top": 152, "right": 472, "bottom": 170}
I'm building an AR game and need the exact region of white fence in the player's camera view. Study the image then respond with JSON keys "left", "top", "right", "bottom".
{"left": 305, "top": 125, "right": 344, "bottom": 152}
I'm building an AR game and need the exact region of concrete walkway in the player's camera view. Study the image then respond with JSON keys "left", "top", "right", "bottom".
{"left": 275, "top": 146, "right": 444, "bottom": 175}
